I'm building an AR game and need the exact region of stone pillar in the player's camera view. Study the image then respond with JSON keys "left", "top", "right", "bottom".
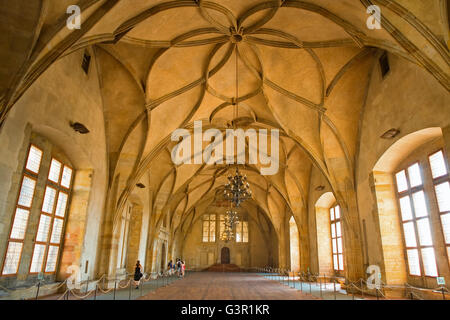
{"left": 277, "top": 218, "right": 289, "bottom": 269}
{"left": 95, "top": 175, "right": 120, "bottom": 278}
{"left": 340, "top": 187, "right": 365, "bottom": 282}
{"left": 442, "top": 125, "right": 450, "bottom": 165}
{"left": 58, "top": 169, "right": 93, "bottom": 280}
{"left": 126, "top": 204, "right": 143, "bottom": 274}
{"left": 298, "top": 208, "right": 310, "bottom": 273}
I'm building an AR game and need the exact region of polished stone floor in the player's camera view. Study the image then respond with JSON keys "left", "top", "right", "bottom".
{"left": 139, "top": 272, "right": 321, "bottom": 300}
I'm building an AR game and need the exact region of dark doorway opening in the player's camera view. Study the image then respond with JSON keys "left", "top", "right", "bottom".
{"left": 221, "top": 247, "right": 230, "bottom": 264}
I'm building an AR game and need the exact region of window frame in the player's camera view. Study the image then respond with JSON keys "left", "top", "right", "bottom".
{"left": 24, "top": 144, "right": 43, "bottom": 175}
{"left": 428, "top": 149, "right": 450, "bottom": 268}
{"left": 395, "top": 160, "right": 439, "bottom": 278}
{"left": 330, "top": 204, "right": 344, "bottom": 273}
{"left": 29, "top": 157, "right": 72, "bottom": 275}
{"left": 1, "top": 145, "right": 41, "bottom": 276}
{"left": 235, "top": 220, "right": 249, "bottom": 243}
{"left": 202, "top": 214, "right": 216, "bottom": 243}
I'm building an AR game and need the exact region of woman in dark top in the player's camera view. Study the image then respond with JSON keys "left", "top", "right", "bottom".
{"left": 134, "top": 260, "right": 143, "bottom": 289}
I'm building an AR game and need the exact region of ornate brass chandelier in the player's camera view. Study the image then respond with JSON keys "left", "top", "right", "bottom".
{"left": 223, "top": 168, "right": 252, "bottom": 207}
{"left": 225, "top": 209, "right": 239, "bottom": 226}
{"left": 220, "top": 224, "right": 234, "bottom": 242}
{"left": 220, "top": 210, "right": 240, "bottom": 242}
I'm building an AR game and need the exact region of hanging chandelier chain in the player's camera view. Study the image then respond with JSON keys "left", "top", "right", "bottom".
{"left": 235, "top": 44, "right": 239, "bottom": 122}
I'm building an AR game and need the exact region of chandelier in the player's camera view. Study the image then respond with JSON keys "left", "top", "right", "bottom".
{"left": 220, "top": 224, "right": 235, "bottom": 242}
{"left": 224, "top": 210, "right": 239, "bottom": 226}
{"left": 223, "top": 168, "right": 252, "bottom": 207}
{"left": 220, "top": 210, "right": 239, "bottom": 242}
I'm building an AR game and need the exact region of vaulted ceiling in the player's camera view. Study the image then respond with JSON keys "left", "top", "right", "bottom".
{"left": 1, "top": 0, "right": 449, "bottom": 238}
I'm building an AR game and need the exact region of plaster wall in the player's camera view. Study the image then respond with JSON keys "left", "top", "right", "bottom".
{"left": 0, "top": 49, "right": 107, "bottom": 284}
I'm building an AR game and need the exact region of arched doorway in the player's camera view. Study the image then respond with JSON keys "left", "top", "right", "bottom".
{"left": 221, "top": 247, "right": 230, "bottom": 264}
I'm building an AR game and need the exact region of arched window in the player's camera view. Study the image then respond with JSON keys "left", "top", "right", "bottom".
{"left": 395, "top": 149, "right": 449, "bottom": 277}
{"left": 202, "top": 214, "right": 216, "bottom": 243}
{"left": 330, "top": 204, "right": 344, "bottom": 272}
{"left": 235, "top": 220, "right": 248, "bottom": 243}
{"left": 2, "top": 144, "right": 73, "bottom": 276}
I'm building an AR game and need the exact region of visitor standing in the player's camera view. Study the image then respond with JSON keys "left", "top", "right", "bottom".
{"left": 176, "top": 258, "right": 182, "bottom": 277}
{"left": 167, "top": 260, "right": 173, "bottom": 275}
{"left": 134, "top": 260, "right": 143, "bottom": 289}
{"left": 181, "top": 260, "right": 186, "bottom": 278}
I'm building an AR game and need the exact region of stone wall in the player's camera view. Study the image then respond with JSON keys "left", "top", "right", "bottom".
{"left": 182, "top": 208, "right": 271, "bottom": 270}
{"left": 355, "top": 53, "right": 450, "bottom": 288}
{"left": 0, "top": 48, "right": 107, "bottom": 287}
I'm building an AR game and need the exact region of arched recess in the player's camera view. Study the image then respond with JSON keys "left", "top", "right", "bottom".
{"left": 28, "top": 125, "right": 106, "bottom": 282}
{"left": 315, "top": 192, "right": 335, "bottom": 275}
{"left": 371, "top": 127, "right": 443, "bottom": 286}
{"left": 289, "top": 216, "right": 300, "bottom": 272}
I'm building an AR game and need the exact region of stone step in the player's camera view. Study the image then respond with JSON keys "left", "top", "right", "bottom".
{"left": 203, "top": 264, "right": 241, "bottom": 272}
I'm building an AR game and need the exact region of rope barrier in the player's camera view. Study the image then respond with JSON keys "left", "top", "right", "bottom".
{"left": 97, "top": 286, "right": 114, "bottom": 294}
{"left": 46, "top": 279, "right": 68, "bottom": 290}
{"left": 118, "top": 279, "right": 131, "bottom": 289}
{"left": 57, "top": 289, "right": 69, "bottom": 300}
{"left": 68, "top": 288, "right": 96, "bottom": 300}
{"left": 259, "top": 266, "right": 450, "bottom": 300}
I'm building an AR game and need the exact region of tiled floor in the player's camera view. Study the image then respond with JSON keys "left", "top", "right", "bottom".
{"left": 139, "top": 272, "right": 321, "bottom": 300}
